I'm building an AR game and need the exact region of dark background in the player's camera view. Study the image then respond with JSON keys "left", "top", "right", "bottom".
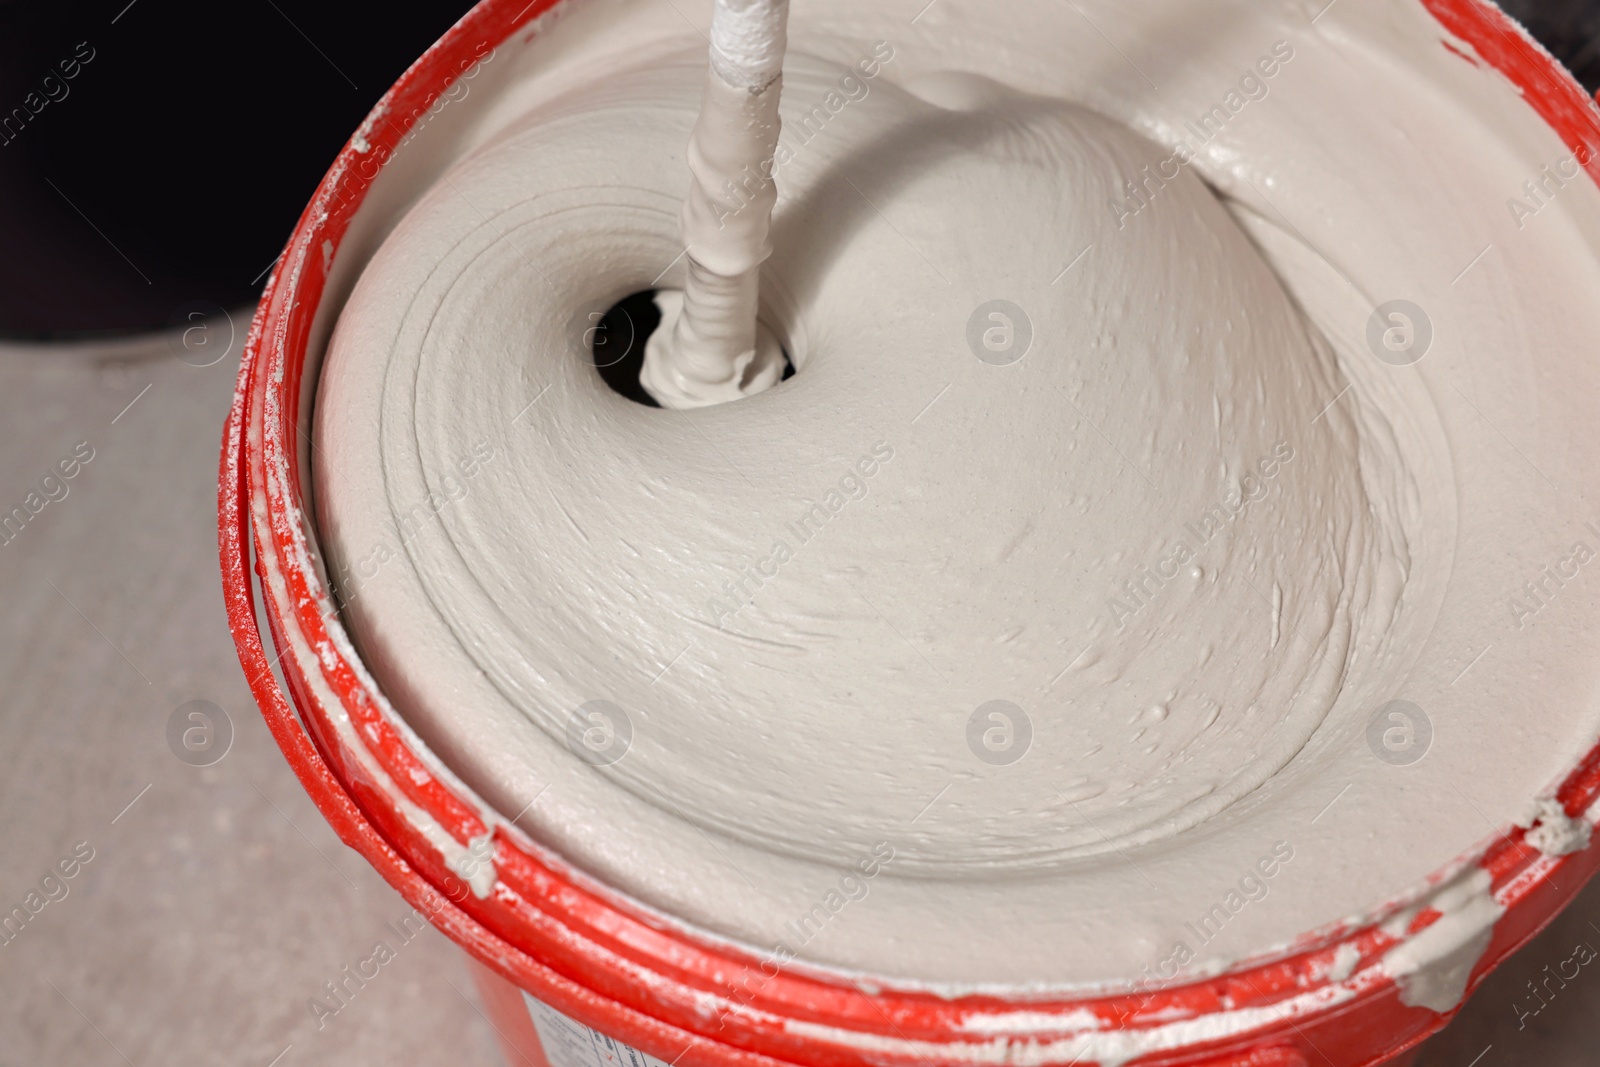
{"left": 0, "top": 0, "right": 475, "bottom": 337}
{"left": 0, "top": 0, "right": 1594, "bottom": 335}
{"left": 1504, "top": 0, "right": 1600, "bottom": 88}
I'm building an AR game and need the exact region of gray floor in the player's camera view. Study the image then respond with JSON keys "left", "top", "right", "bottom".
{"left": 0, "top": 324, "right": 1593, "bottom": 1065}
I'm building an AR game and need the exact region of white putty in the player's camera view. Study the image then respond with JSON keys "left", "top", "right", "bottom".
{"left": 1381, "top": 868, "right": 1504, "bottom": 1013}
{"left": 1326, "top": 942, "right": 1362, "bottom": 983}
{"left": 305, "top": 0, "right": 1600, "bottom": 995}
{"left": 1518, "top": 797, "right": 1592, "bottom": 858}
{"left": 956, "top": 1008, "right": 1106, "bottom": 1036}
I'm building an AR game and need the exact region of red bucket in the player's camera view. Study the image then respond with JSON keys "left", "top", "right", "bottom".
{"left": 218, "top": 1, "right": 1600, "bottom": 1063}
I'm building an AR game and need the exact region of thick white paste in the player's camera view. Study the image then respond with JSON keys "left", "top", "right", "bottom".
{"left": 310, "top": 0, "right": 1600, "bottom": 993}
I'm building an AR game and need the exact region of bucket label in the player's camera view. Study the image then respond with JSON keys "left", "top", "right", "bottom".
{"left": 523, "top": 993, "right": 673, "bottom": 1067}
